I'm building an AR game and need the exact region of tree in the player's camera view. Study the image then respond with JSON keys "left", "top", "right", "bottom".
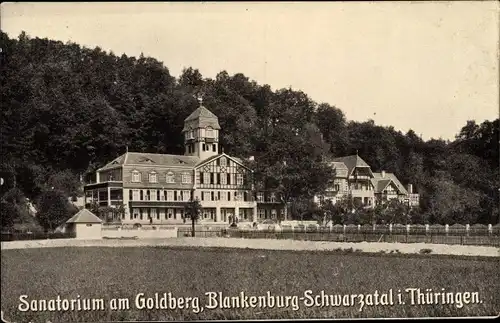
{"left": 36, "top": 189, "right": 74, "bottom": 231}
{"left": 184, "top": 194, "right": 202, "bottom": 237}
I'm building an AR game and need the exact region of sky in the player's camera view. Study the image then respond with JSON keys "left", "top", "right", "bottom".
{"left": 1, "top": 1, "right": 499, "bottom": 141}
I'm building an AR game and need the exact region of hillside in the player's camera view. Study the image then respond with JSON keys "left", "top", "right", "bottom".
{"left": 0, "top": 31, "right": 498, "bottom": 230}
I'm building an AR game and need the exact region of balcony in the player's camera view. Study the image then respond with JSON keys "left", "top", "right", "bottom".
{"left": 350, "top": 189, "right": 374, "bottom": 198}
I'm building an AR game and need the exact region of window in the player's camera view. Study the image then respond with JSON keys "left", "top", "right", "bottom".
{"left": 206, "top": 127, "right": 214, "bottom": 138}
{"left": 157, "top": 190, "right": 161, "bottom": 201}
{"left": 203, "top": 172, "right": 211, "bottom": 185}
{"left": 86, "top": 224, "right": 92, "bottom": 227}
{"left": 217, "top": 191, "right": 221, "bottom": 201}
{"left": 227, "top": 173, "right": 231, "bottom": 185}
{"left": 184, "top": 190, "right": 191, "bottom": 201}
{"left": 271, "top": 209, "right": 277, "bottom": 219}
{"left": 149, "top": 172, "right": 158, "bottom": 183}
{"left": 216, "top": 173, "right": 220, "bottom": 184}
{"left": 211, "top": 191, "right": 215, "bottom": 201}
{"left": 243, "top": 191, "right": 248, "bottom": 202}
{"left": 227, "top": 192, "right": 231, "bottom": 201}
{"left": 132, "top": 171, "right": 141, "bottom": 183}
{"left": 220, "top": 157, "right": 227, "bottom": 167}
{"left": 236, "top": 174, "right": 243, "bottom": 185}
{"left": 133, "top": 208, "right": 139, "bottom": 219}
{"left": 258, "top": 209, "right": 265, "bottom": 219}
{"left": 145, "top": 190, "right": 151, "bottom": 201}
{"left": 270, "top": 193, "right": 276, "bottom": 203}
{"left": 174, "top": 191, "right": 178, "bottom": 201}
{"left": 257, "top": 192, "right": 264, "bottom": 202}
{"left": 140, "top": 190, "right": 144, "bottom": 201}
{"left": 129, "top": 190, "right": 133, "bottom": 201}
{"left": 220, "top": 173, "right": 227, "bottom": 185}
{"left": 202, "top": 144, "right": 206, "bottom": 151}
{"left": 150, "top": 189, "right": 157, "bottom": 201}
{"left": 210, "top": 173, "right": 214, "bottom": 184}
{"left": 166, "top": 172, "right": 175, "bottom": 183}
{"left": 151, "top": 208, "right": 157, "bottom": 220}
{"left": 166, "top": 191, "right": 174, "bottom": 201}
{"left": 182, "top": 173, "right": 191, "bottom": 184}
{"left": 187, "top": 130, "right": 194, "bottom": 139}
{"left": 234, "top": 191, "right": 240, "bottom": 201}
{"left": 212, "top": 144, "right": 216, "bottom": 152}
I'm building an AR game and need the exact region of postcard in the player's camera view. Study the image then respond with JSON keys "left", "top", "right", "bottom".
{"left": 1, "top": 2, "right": 499, "bottom": 322}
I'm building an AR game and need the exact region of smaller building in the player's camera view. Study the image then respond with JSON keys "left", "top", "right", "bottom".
{"left": 66, "top": 209, "right": 103, "bottom": 239}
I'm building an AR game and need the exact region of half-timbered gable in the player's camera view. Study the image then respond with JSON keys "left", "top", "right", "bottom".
{"left": 195, "top": 154, "right": 252, "bottom": 190}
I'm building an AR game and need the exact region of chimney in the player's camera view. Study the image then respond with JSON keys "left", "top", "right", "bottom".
{"left": 408, "top": 184, "right": 413, "bottom": 194}
{"left": 381, "top": 170, "right": 385, "bottom": 178}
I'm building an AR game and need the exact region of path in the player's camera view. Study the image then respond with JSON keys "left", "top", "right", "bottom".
{"left": 2, "top": 237, "right": 499, "bottom": 257}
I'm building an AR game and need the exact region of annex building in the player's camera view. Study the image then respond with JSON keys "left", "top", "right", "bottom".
{"left": 314, "top": 154, "right": 420, "bottom": 209}
{"left": 83, "top": 101, "right": 283, "bottom": 224}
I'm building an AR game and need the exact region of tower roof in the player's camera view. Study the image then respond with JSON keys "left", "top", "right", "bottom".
{"left": 183, "top": 105, "right": 221, "bottom": 132}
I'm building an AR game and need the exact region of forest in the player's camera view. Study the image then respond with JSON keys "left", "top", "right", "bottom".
{"left": 1, "top": 31, "right": 498, "bottom": 231}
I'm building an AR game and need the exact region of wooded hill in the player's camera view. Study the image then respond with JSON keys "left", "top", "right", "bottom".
{"left": 1, "top": 31, "right": 498, "bottom": 230}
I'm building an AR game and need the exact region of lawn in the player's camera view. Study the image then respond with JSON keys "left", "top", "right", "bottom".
{"left": 1, "top": 246, "right": 499, "bottom": 322}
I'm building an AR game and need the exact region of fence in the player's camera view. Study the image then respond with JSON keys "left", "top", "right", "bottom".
{"left": 178, "top": 224, "right": 500, "bottom": 247}
{"left": 1, "top": 231, "right": 76, "bottom": 241}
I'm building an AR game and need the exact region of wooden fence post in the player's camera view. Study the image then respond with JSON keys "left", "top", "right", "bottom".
{"left": 465, "top": 224, "right": 470, "bottom": 237}
{"left": 445, "top": 224, "right": 449, "bottom": 237}
{"left": 488, "top": 224, "right": 492, "bottom": 236}
{"left": 406, "top": 224, "right": 410, "bottom": 243}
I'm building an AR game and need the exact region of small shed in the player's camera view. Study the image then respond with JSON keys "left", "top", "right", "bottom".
{"left": 66, "top": 209, "right": 103, "bottom": 239}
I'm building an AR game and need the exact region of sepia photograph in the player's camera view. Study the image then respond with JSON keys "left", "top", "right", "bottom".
{"left": 1, "top": 1, "right": 499, "bottom": 322}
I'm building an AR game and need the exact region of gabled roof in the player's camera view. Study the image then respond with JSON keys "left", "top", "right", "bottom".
{"left": 370, "top": 178, "right": 392, "bottom": 193}
{"left": 195, "top": 153, "right": 249, "bottom": 170}
{"left": 66, "top": 209, "right": 102, "bottom": 224}
{"left": 329, "top": 162, "right": 349, "bottom": 178}
{"left": 331, "top": 155, "right": 371, "bottom": 176}
{"left": 372, "top": 172, "right": 408, "bottom": 195}
{"left": 182, "top": 106, "right": 221, "bottom": 131}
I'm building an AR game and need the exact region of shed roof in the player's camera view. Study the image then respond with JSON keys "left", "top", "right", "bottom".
{"left": 66, "top": 209, "right": 102, "bottom": 224}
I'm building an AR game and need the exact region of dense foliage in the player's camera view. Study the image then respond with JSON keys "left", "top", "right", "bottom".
{"left": 1, "top": 31, "right": 498, "bottom": 230}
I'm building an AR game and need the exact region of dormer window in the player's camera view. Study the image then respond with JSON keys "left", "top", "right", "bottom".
{"left": 149, "top": 172, "right": 158, "bottom": 183}
{"left": 166, "top": 172, "right": 175, "bottom": 183}
{"left": 206, "top": 127, "right": 214, "bottom": 138}
{"left": 138, "top": 156, "right": 155, "bottom": 164}
{"left": 132, "top": 170, "right": 141, "bottom": 183}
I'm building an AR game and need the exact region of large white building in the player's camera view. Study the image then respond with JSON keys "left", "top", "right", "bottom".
{"left": 83, "top": 100, "right": 284, "bottom": 224}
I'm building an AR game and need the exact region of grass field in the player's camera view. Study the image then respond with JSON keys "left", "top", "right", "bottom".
{"left": 1, "top": 247, "right": 499, "bottom": 322}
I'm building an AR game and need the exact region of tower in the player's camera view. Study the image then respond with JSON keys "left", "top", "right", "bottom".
{"left": 182, "top": 96, "right": 221, "bottom": 160}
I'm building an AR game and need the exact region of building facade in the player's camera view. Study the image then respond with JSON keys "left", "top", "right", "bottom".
{"left": 84, "top": 102, "right": 284, "bottom": 224}
{"left": 314, "top": 154, "right": 419, "bottom": 208}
